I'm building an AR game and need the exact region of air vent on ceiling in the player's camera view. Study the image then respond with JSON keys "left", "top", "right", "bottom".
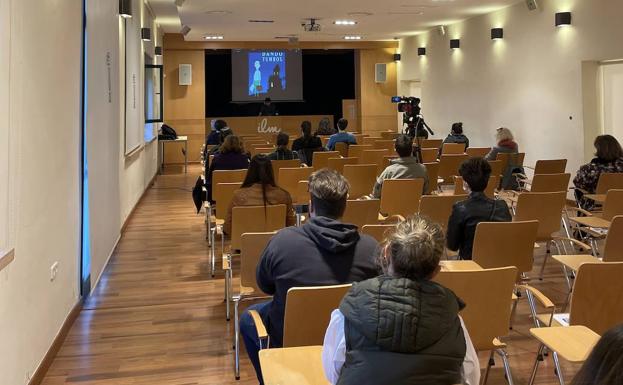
{"left": 249, "top": 19, "right": 275, "bottom": 23}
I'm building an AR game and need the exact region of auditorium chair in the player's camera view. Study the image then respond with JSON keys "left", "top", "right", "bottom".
{"left": 380, "top": 131, "right": 400, "bottom": 140}
{"left": 435, "top": 267, "right": 518, "bottom": 385}
{"left": 373, "top": 139, "right": 396, "bottom": 152}
{"left": 312, "top": 151, "right": 340, "bottom": 170}
{"left": 327, "top": 157, "right": 359, "bottom": 174}
{"left": 361, "top": 224, "right": 394, "bottom": 243}
{"left": 418, "top": 147, "right": 439, "bottom": 163}
{"left": 527, "top": 159, "right": 567, "bottom": 175}
{"left": 466, "top": 147, "right": 491, "bottom": 158}
{"left": 342, "top": 164, "right": 377, "bottom": 198}
{"left": 566, "top": 189, "right": 623, "bottom": 250}
{"left": 381, "top": 155, "right": 399, "bottom": 170}
{"left": 361, "top": 149, "right": 390, "bottom": 173}
{"left": 232, "top": 232, "right": 276, "bottom": 380}
{"left": 209, "top": 181, "right": 242, "bottom": 276}
{"left": 593, "top": 172, "right": 623, "bottom": 194}
{"left": 424, "top": 162, "right": 440, "bottom": 193}
{"left": 524, "top": 173, "right": 570, "bottom": 193}
{"left": 334, "top": 142, "right": 349, "bottom": 157}
{"left": 271, "top": 159, "right": 302, "bottom": 184}
{"left": 441, "top": 142, "right": 466, "bottom": 155}
{"left": 527, "top": 262, "right": 623, "bottom": 385}
{"left": 379, "top": 179, "right": 424, "bottom": 220}
{"left": 223, "top": 205, "right": 286, "bottom": 321}
{"left": 438, "top": 154, "right": 468, "bottom": 184}
{"left": 206, "top": 169, "right": 247, "bottom": 245}
{"left": 362, "top": 136, "right": 380, "bottom": 145}
{"left": 418, "top": 195, "right": 467, "bottom": 232}
{"left": 419, "top": 138, "right": 443, "bottom": 149}
{"left": 259, "top": 346, "right": 328, "bottom": 385}
{"left": 278, "top": 167, "right": 315, "bottom": 200}
{"left": 453, "top": 175, "right": 500, "bottom": 200}
{"left": 487, "top": 160, "right": 504, "bottom": 180}
{"left": 347, "top": 144, "right": 372, "bottom": 159}
{"left": 342, "top": 199, "right": 380, "bottom": 229}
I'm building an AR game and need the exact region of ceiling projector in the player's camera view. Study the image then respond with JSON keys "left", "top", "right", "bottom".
{"left": 302, "top": 18, "right": 322, "bottom": 32}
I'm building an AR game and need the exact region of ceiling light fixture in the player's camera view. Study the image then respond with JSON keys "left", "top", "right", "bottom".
{"left": 555, "top": 12, "right": 572, "bottom": 27}
{"left": 418, "top": 47, "right": 426, "bottom": 56}
{"left": 344, "top": 35, "right": 362, "bottom": 40}
{"left": 203, "top": 35, "right": 224, "bottom": 40}
{"left": 119, "top": 0, "right": 132, "bottom": 18}
{"left": 334, "top": 20, "right": 357, "bottom": 25}
{"left": 491, "top": 28, "right": 504, "bottom": 39}
{"left": 450, "top": 39, "right": 460, "bottom": 49}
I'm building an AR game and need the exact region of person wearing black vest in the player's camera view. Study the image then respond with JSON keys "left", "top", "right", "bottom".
{"left": 267, "top": 132, "right": 300, "bottom": 162}
{"left": 446, "top": 157, "right": 512, "bottom": 260}
{"left": 322, "top": 215, "right": 480, "bottom": 385}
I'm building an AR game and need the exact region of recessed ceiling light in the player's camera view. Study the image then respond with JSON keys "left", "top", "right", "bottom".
{"left": 249, "top": 19, "right": 275, "bottom": 23}
{"left": 334, "top": 20, "right": 357, "bottom": 25}
{"left": 204, "top": 35, "right": 224, "bottom": 40}
{"left": 347, "top": 12, "right": 373, "bottom": 17}
{"left": 344, "top": 35, "right": 362, "bottom": 40}
{"left": 205, "top": 10, "right": 232, "bottom": 15}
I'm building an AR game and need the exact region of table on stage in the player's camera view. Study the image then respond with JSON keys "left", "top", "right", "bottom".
{"left": 160, "top": 135, "right": 188, "bottom": 174}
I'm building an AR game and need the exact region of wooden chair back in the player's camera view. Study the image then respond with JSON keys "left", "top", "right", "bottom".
{"left": 419, "top": 148, "right": 439, "bottom": 163}
{"left": 381, "top": 132, "right": 400, "bottom": 140}
{"left": 362, "top": 136, "right": 381, "bottom": 146}
{"left": 278, "top": 167, "right": 315, "bottom": 199}
{"left": 419, "top": 195, "right": 467, "bottom": 231}
{"left": 214, "top": 182, "right": 243, "bottom": 220}
{"left": 361, "top": 149, "right": 391, "bottom": 173}
{"left": 595, "top": 173, "right": 623, "bottom": 194}
{"left": 380, "top": 179, "right": 425, "bottom": 217}
{"left": 435, "top": 267, "right": 518, "bottom": 351}
{"left": 348, "top": 144, "right": 373, "bottom": 159}
{"left": 253, "top": 147, "right": 274, "bottom": 156}
{"left": 295, "top": 181, "right": 309, "bottom": 206}
{"left": 496, "top": 152, "right": 525, "bottom": 176}
{"left": 244, "top": 139, "right": 269, "bottom": 147}
{"left": 361, "top": 224, "right": 395, "bottom": 242}
{"left": 240, "top": 232, "right": 276, "bottom": 293}
{"left": 271, "top": 159, "right": 301, "bottom": 183}
{"left": 454, "top": 175, "right": 500, "bottom": 200}
{"left": 472, "top": 221, "right": 539, "bottom": 279}
{"left": 569, "top": 262, "right": 623, "bottom": 334}
{"left": 282, "top": 284, "right": 352, "bottom": 347}
{"left": 467, "top": 147, "right": 491, "bottom": 158}
{"left": 419, "top": 139, "right": 443, "bottom": 149}
{"left": 334, "top": 142, "right": 349, "bottom": 157}
{"left": 442, "top": 143, "right": 466, "bottom": 155}
{"left": 603, "top": 216, "right": 623, "bottom": 261}
{"left": 530, "top": 173, "right": 570, "bottom": 193}
{"left": 231, "top": 205, "right": 286, "bottom": 250}
{"left": 424, "top": 162, "right": 440, "bottom": 192}
{"left": 438, "top": 154, "right": 469, "bottom": 183}
{"left": 353, "top": 134, "right": 365, "bottom": 145}
{"left": 312, "top": 151, "right": 340, "bottom": 170}
{"left": 342, "top": 199, "right": 380, "bottom": 228}
{"left": 327, "top": 157, "right": 359, "bottom": 174}
{"left": 212, "top": 169, "right": 248, "bottom": 185}
{"left": 602, "top": 189, "right": 623, "bottom": 221}
{"left": 343, "top": 164, "right": 378, "bottom": 198}
{"left": 319, "top": 136, "right": 330, "bottom": 148}
{"left": 488, "top": 160, "right": 504, "bottom": 179}
{"left": 514, "top": 191, "right": 566, "bottom": 242}
{"left": 374, "top": 140, "right": 396, "bottom": 152}
{"left": 534, "top": 159, "right": 567, "bottom": 174}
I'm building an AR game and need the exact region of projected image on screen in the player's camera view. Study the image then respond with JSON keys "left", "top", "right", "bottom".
{"left": 232, "top": 49, "right": 303, "bottom": 102}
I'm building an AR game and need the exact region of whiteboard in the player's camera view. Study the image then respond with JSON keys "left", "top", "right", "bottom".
{"left": 123, "top": 0, "right": 143, "bottom": 155}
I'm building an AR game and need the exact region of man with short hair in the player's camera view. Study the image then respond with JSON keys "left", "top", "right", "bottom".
{"left": 326, "top": 118, "right": 357, "bottom": 151}
{"left": 446, "top": 157, "right": 512, "bottom": 260}
{"left": 239, "top": 169, "right": 379, "bottom": 384}
{"left": 371, "top": 134, "right": 429, "bottom": 199}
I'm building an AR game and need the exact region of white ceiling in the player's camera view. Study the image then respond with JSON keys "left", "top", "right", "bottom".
{"left": 148, "top": 0, "right": 521, "bottom": 41}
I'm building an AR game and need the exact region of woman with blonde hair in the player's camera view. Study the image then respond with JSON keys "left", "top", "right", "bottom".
{"left": 485, "top": 127, "right": 518, "bottom": 161}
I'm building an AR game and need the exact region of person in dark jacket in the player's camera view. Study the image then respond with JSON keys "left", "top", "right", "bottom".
{"left": 443, "top": 122, "right": 470, "bottom": 150}
{"left": 259, "top": 97, "right": 278, "bottom": 116}
{"left": 205, "top": 119, "right": 223, "bottom": 146}
{"left": 446, "top": 157, "right": 512, "bottom": 260}
{"left": 322, "top": 215, "right": 479, "bottom": 385}
{"left": 292, "top": 120, "right": 323, "bottom": 166}
{"left": 570, "top": 323, "right": 623, "bottom": 385}
{"left": 239, "top": 169, "right": 379, "bottom": 384}
{"left": 206, "top": 135, "right": 249, "bottom": 202}
{"left": 267, "top": 132, "right": 300, "bottom": 161}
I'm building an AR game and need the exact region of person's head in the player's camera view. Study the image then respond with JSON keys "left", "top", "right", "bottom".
{"left": 308, "top": 169, "right": 350, "bottom": 220}
{"left": 459, "top": 157, "right": 492, "bottom": 193}
{"left": 380, "top": 215, "right": 444, "bottom": 281}
{"left": 264, "top": 97, "right": 272, "bottom": 106}
{"left": 219, "top": 134, "right": 244, "bottom": 154}
{"left": 594, "top": 135, "right": 623, "bottom": 162}
{"left": 496, "top": 127, "right": 514, "bottom": 143}
{"left": 242, "top": 155, "right": 276, "bottom": 189}
{"left": 301, "top": 121, "right": 312, "bottom": 138}
{"left": 571, "top": 324, "right": 623, "bottom": 385}
{"left": 337, "top": 118, "right": 349, "bottom": 132}
{"left": 451, "top": 122, "right": 463, "bottom": 135}
{"left": 254, "top": 60, "right": 261, "bottom": 70}
{"left": 395, "top": 134, "right": 414, "bottom": 158}
{"left": 214, "top": 119, "right": 228, "bottom": 132}
{"left": 276, "top": 132, "right": 289, "bottom": 148}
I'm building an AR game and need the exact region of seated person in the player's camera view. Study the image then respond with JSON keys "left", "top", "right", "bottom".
{"left": 371, "top": 134, "right": 429, "bottom": 199}
{"left": 316, "top": 117, "right": 336, "bottom": 136}
{"left": 570, "top": 323, "right": 623, "bottom": 385}
{"left": 206, "top": 122, "right": 233, "bottom": 158}
{"left": 573, "top": 135, "right": 623, "bottom": 207}
{"left": 447, "top": 158, "right": 512, "bottom": 260}
{"left": 443, "top": 122, "right": 470, "bottom": 150}
{"left": 327, "top": 119, "right": 356, "bottom": 151}
{"left": 322, "top": 215, "right": 480, "bottom": 385}
{"left": 239, "top": 169, "right": 379, "bottom": 384}
{"left": 259, "top": 97, "right": 278, "bottom": 116}
{"left": 205, "top": 135, "right": 249, "bottom": 202}
{"left": 205, "top": 119, "right": 222, "bottom": 146}
{"left": 485, "top": 127, "right": 518, "bottom": 161}
{"left": 267, "top": 132, "right": 300, "bottom": 161}
{"left": 224, "top": 155, "right": 295, "bottom": 235}
{"left": 292, "top": 121, "right": 323, "bottom": 166}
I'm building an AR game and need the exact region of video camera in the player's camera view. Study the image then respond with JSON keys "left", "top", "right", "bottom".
{"left": 391, "top": 96, "right": 434, "bottom": 138}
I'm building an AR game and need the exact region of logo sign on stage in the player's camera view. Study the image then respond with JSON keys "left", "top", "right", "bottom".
{"left": 257, "top": 118, "right": 281, "bottom": 134}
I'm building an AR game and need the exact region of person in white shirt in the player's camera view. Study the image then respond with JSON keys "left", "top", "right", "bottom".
{"left": 322, "top": 215, "right": 480, "bottom": 385}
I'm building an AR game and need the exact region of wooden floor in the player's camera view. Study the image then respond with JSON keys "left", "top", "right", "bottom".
{"left": 41, "top": 164, "right": 583, "bottom": 385}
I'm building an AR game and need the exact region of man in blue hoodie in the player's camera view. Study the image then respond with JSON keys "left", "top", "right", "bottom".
{"left": 239, "top": 169, "right": 379, "bottom": 384}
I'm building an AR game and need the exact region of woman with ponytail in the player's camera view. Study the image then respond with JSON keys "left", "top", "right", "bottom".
{"left": 224, "top": 155, "right": 296, "bottom": 235}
